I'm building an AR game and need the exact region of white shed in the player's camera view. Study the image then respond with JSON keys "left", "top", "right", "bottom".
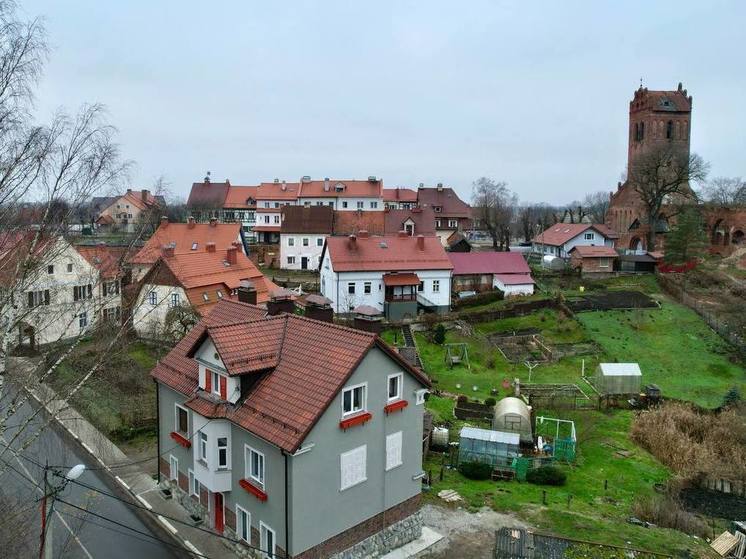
{"left": 593, "top": 363, "right": 642, "bottom": 395}
{"left": 492, "top": 397, "right": 533, "bottom": 443}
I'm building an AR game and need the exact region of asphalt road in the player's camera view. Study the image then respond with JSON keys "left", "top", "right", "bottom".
{"left": 0, "top": 384, "right": 183, "bottom": 559}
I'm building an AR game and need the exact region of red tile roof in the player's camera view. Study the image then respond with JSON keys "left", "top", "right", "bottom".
{"left": 151, "top": 300, "right": 430, "bottom": 452}
{"left": 75, "top": 245, "right": 127, "bottom": 279}
{"left": 130, "top": 222, "right": 242, "bottom": 265}
{"left": 324, "top": 234, "right": 453, "bottom": 272}
{"left": 333, "top": 211, "right": 385, "bottom": 236}
{"left": 223, "top": 186, "right": 258, "bottom": 209}
{"left": 383, "top": 188, "right": 417, "bottom": 203}
{"left": 532, "top": 224, "right": 613, "bottom": 247}
{"left": 569, "top": 246, "right": 618, "bottom": 258}
{"left": 256, "top": 182, "right": 300, "bottom": 200}
{"left": 280, "top": 206, "right": 334, "bottom": 235}
{"left": 298, "top": 179, "right": 383, "bottom": 199}
{"left": 382, "top": 273, "right": 420, "bottom": 286}
{"left": 383, "top": 208, "right": 436, "bottom": 236}
{"left": 416, "top": 187, "right": 472, "bottom": 218}
{"left": 187, "top": 181, "right": 230, "bottom": 208}
{"left": 449, "top": 251, "right": 531, "bottom": 276}
{"left": 116, "top": 189, "right": 161, "bottom": 211}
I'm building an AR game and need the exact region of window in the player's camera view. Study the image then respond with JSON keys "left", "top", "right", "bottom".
{"left": 584, "top": 232, "right": 594, "bottom": 240}
{"left": 288, "top": 237, "right": 295, "bottom": 247}
{"left": 127, "top": 213, "right": 132, "bottom": 218}
{"left": 264, "top": 215, "right": 270, "bottom": 224}
{"left": 599, "top": 257, "right": 610, "bottom": 269}
{"left": 415, "top": 389, "right": 427, "bottom": 405}
{"left": 364, "top": 282, "right": 371, "bottom": 294}
{"left": 191, "top": 242, "right": 198, "bottom": 250}
{"left": 666, "top": 120, "right": 673, "bottom": 139}
{"left": 316, "top": 201, "right": 323, "bottom": 206}
{"left": 103, "top": 280, "right": 120, "bottom": 296}
{"left": 148, "top": 291, "right": 157, "bottom": 305}
{"left": 432, "top": 280, "right": 440, "bottom": 293}
{"left": 386, "top": 432, "right": 403, "bottom": 471}
{"left": 236, "top": 506, "right": 250, "bottom": 543}
{"left": 202, "top": 292, "right": 209, "bottom": 302}
{"left": 78, "top": 312, "right": 87, "bottom": 329}
{"left": 260, "top": 523, "right": 276, "bottom": 559}
{"left": 274, "top": 202, "right": 280, "bottom": 208}
{"left": 189, "top": 469, "right": 198, "bottom": 496}
{"left": 448, "top": 219, "right": 457, "bottom": 228}
{"left": 316, "top": 238, "right": 323, "bottom": 247}
{"left": 169, "top": 455, "right": 178, "bottom": 481}
{"left": 216, "top": 290, "right": 223, "bottom": 299}
{"left": 356, "top": 201, "right": 364, "bottom": 209}
{"left": 418, "top": 281, "right": 424, "bottom": 292}
{"left": 388, "top": 373, "right": 402, "bottom": 401}
{"left": 170, "top": 292, "right": 180, "bottom": 307}
{"left": 342, "top": 383, "right": 366, "bottom": 416}
{"left": 287, "top": 256, "right": 295, "bottom": 265}
{"left": 264, "top": 202, "right": 270, "bottom": 208}
{"left": 198, "top": 431, "right": 207, "bottom": 463}
{"left": 175, "top": 405, "right": 188, "bottom": 435}
{"left": 302, "top": 238, "right": 309, "bottom": 247}
{"left": 47, "top": 265, "right": 54, "bottom": 274}
{"left": 370, "top": 201, "right": 378, "bottom": 209}
{"left": 340, "top": 445, "right": 367, "bottom": 490}
{"left": 211, "top": 370, "right": 221, "bottom": 395}
{"left": 246, "top": 446, "right": 265, "bottom": 487}
{"left": 27, "top": 290, "right": 50, "bottom": 308}
{"left": 342, "top": 201, "right": 348, "bottom": 209}
{"left": 73, "top": 284, "right": 93, "bottom": 301}
{"left": 217, "top": 437, "right": 228, "bottom": 470}
{"left": 435, "top": 219, "right": 441, "bottom": 228}
{"left": 347, "top": 282, "right": 355, "bottom": 295}
{"left": 433, "top": 206, "right": 442, "bottom": 213}
{"left": 273, "top": 215, "right": 280, "bottom": 224}
{"left": 103, "top": 307, "right": 120, "bottom": 322}
{"left": 66, "top": 263, "right": 73, "bottom": 273}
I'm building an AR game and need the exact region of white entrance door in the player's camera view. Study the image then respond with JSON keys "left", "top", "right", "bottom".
{"left": 260, "top": 522, "right": 276, "bottom": 558}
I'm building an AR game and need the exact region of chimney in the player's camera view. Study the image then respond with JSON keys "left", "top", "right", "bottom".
{"left": 206, "top": 242, "right": 216, "bottom": 253}
{"left": 204, "top": 171, "right": 211, "bottom": 184}
{"left": 226, "top": 246, "right": 238, "bottom": 265}
{"left": 324, "top": 178, "right": 330, "bottom": 192}
{"left": 187, "top": 216, "right": 196, "bottom": 229}
{"left": 358, "top": 230, "right": 369, "bottom": 239}
{"left": 267, "top": 290, "right": 295, "bottom": 316}
{"left": 162, "top": 244, "right": 175, "bottom": 258}
{"left": 237, "top": 280, "right": 257, "bottom": 305}
{"left": 281, "top": 180, "right": 287, "bottom": 191}
{"left": 416, "top": 234, "right": 425, "bottom": 251}
{"left": 209, "top": 217, "right": 218, "bottom": 227}
{"left": 160, "top": 216, "right": 168, "bottom": 227}
{"left": 348, "top": 234, "right": 357, "bottom": 249}
{"left": 436, "top": 182, "right": 443, "bottom": 192}
{"left": 398, "top": 230, "right": 407, "bottom": 238}
{"left": 127, "top": 188, "right": 132, "bottom": 194}
{"left": 418, "top": 182, "right": 424, "bottom": 189}
{"left": 141, "top": 189, "right": 149, "bottom": 202}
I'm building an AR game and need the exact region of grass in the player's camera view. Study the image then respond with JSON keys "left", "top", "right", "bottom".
{"left": 577, "top": 303, "right": 745, "bottom": 408}
{"left": 423, "top": 409, "right": 713, "bottom": 556}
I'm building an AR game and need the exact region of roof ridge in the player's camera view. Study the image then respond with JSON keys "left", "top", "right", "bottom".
{"left": 286, "top": 313, "right": 377, "bottom": 339}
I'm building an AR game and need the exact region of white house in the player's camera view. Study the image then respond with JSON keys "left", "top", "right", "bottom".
{"left": 531, "top": 223, "right": 618, "bottom": 259}
{"left": 297, "top": 177, "right": 384, "bottom": 211}
{"left": 279, "top": 206, "right": 334, "bottom": 271}
{"left": 320, "top": 232, "right": 453, "bottom": 320}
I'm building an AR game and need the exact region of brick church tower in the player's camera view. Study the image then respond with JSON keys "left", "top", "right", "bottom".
{"left": 607, "top": 83, "right": 693, "bottom": 251}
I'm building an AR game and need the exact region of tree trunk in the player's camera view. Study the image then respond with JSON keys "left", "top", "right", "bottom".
{"left": 647, "top": 210, "right": 657, "bottom": 250}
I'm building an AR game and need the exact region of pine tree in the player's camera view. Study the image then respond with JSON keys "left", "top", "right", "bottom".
{"left": 663, "top": 207, "right": 708, "bottom": 265}
{"left": 433, "top": 323, "right": 446, "bottom": 345}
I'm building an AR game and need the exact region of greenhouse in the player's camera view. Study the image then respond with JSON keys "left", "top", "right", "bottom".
{"left": 592, "top": 362, "right": 642, "bottom": 396}
{"left": 458, "top": 427, "right": 520, "bottom": 468}
{"left": 492, "top": 396, "right": 533, "bottom": 443}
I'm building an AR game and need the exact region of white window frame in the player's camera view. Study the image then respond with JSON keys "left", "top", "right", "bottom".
{"left": 148, "top": 291, "right": 157, "bottom": 305}
{"left": 364, "top": 281, "right": 371, "bottom": 294}
{"left": 288, "top": 237, "right": 295, "bottom": 247}
{"left": 432, "top": 280, "right": 440, "bottom": 293}
{"left": 188, "top": 469, "right": 198, "bottom": 496}
{"left": 316, "top": 237, "right": 323, "bottom": 247}
{"left": 341, "top": 382, "right": 367, "bottom": 417}
{"left": 584, "top": 232, "right": 594, "bottom": 240}
{"left": 236, "top": 505, "right": 250, "bottom": 543}
{"left": 211, "top": 370, "right": 221, "bottom": 396}
{"left": 448, "top": 219, "right": 457, "bottom": 228}
{"left": 170, "top": 292, "right": 180, "bottom": 308}
{"left": 387, "top": 373, "right": 403, "bottom": 402}
{"left": 169, "top": 455, "right": 178, "bottom": 481}
{"left": 415, "top": 389, "right": 428, "bottom": 405}
{"left": 78, "top": 312, "right": 88, "bottom": 330}
{"left": 370, "top": 201, "right": 378, "bottom": 209}
{"left": 340, "top": 445, "right": 367, "bottom": 491}
{"left": 342, "top": 201, "right": 348, "bottom": 209}
{"left": 599, "top": 257, "right": 610, "bottom": 268}
{"left": 356, "top": 201, "right": 364, "bottom": 209}
{"left": 198, "top": 431, "right": 208, "bottom": 464}
{"left": 347, "top": 282, "right": 355, "bottom": 295}
{"left": 245, "top": 445, "right": 265, "bottom": 488}
{"left": 386, "top": 431, "right": 403, "bottom": 471}
{"left": 287, "top": 256, "right": 296, "bottom": 265}
{"left": 302, "top": 237, "right": 309, "bottom": 247}
{"left": 217, "top": 436, "right": 229, "bottom": 470}
{"left": 260, "top": 522, "right": 276, "bottom": 559}
{"left": 174, "top": 404, "right": 189, "bottom": 436}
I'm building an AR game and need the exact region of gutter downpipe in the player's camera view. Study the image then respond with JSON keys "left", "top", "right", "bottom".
{"left": 284, "top": 451, "right": 290, "bottom": 558}
{"left": 155, "top": 378, "right": 161, "bottom": 484}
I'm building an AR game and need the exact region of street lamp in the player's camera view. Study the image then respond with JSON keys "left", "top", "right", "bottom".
{"left": 40, "top": 464, "right": 86, "bottom": 559}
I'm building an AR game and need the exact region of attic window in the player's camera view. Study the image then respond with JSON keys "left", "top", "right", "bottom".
{"left": 216, "top": 290, "right": 223, "bottom": 299}
{"left": 191, "top": 242, "right": 198, "bottom": 250}
{"left": 335, "top": 183, "right": 345, "bottom": 192}
{"left": 379, "top": 241, "right": 388, "bottom": 248}
{"left": 433, "top": 206, "right": 442, "bottom": 213}
{"left": 202, "top": 292, "right": 209, "bottom": 302}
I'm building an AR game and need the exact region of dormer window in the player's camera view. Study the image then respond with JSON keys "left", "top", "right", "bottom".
{"left": 191, "top": 242, "right": 198, "bottom": 250}
{"left": 202, "top": 292, "right": 209, "bottom": 302}
{"left": 434, "top": 206, "right": 442, "bottom": 213}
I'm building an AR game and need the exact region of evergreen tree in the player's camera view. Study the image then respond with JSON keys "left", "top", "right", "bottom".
{"left": 433, "top": 323, "right": 446, "bottom": 345}
{"left": 663, "top": 207, "right": 708, "bottom": 265}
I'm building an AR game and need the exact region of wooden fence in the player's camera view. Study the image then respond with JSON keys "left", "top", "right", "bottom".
{"left": 701, "top": 476, "right": 746, "bottom": 498}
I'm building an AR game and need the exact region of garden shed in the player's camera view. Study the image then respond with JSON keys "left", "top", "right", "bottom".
{"left": 458, "top": 427, "right": 520, "bottom": 468}
{"left": 492, "top": 397, "right": 533, "bottom": 443}
{"left": 593, "top": 362, "right": 642, "bottom": 395}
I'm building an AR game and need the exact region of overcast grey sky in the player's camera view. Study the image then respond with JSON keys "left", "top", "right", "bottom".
{"left": 23, "top": 1, "right": 745, "bottom": 205}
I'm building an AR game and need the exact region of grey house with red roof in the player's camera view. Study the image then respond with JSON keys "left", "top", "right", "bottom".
{"left": 153, "top": 299, "right": 430, "bottom": 558}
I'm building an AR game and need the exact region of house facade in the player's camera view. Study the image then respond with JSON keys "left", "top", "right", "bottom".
{"left": 416, "top": 185, "right": 472, "bottom": 245}
{"left": 320, "top": 232, "right": 452, "bottom": 319}
{"left": 449, "top": 251, "right": 534, "bottom": 297}
{"left": 383, "top": 188, "right": 418, "bottom": 210}
{"left": 153, "top": 300, "right": 430, "bottom": 559}
{"left": 279, "top": 206, "right": 334, "bottom": 271}
{"left": 531, "top": 223, "right": 617, "bottom": 259}
{"left": 297, "top": 177, "right": 383, "bottom": 211}
{"left": 569, "top": 245, "right": 619, "bottom": 277}
{"left": 96, "top": 189, "right": 163, "bottom": 232}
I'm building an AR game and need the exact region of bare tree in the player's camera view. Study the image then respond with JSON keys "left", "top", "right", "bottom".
{"left": 472, "top": 178, "right": 518, "bottom": 250}
{"left": 562, "top": 201, "right": 588, "bottom": 224}
{"left": 626, "top": 144, "right": 709, "bottom": 248}
{"left": 583, "top": 191, "right": 611, "bottom": 224}
{"left": 702, "top": 177, "right": 746, "bottom": 207}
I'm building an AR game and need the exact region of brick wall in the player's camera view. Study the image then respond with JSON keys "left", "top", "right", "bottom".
{"left": 294, "top": 494, "right": 421, "bottom": 559}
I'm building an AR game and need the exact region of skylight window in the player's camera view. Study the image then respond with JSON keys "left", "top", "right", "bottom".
{"left": 191, "top": 242, "right": 198, "bottom": 250}
{"left": 202, "top": 292, "right": 209, "bottom": 301}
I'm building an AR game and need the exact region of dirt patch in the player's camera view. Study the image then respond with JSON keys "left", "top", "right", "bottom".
{"left": 680, "top": 487, "right": 746, "bottom": 520}
{"left": 566, "top": 290, "right": 658, "bottom": 312}
{"left": 419, "top": 504, "right": 529, "bottom": 559}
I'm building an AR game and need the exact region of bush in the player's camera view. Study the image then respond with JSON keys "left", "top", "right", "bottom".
{"left": 632, "top": 493, "right": 710, "bottom": 538}
{"left": 433, "top": 324, "right": 446, "bottom": 345}
{"left": 459, "top": 461, "right": 493, "bottom": 480}
{"left": 526, "top": 465, "right": 566, "bottom": 486}
{"left": 723, "top": 386, "right": 742, "bottom": 408}
{"left": 484, "top": 397, "right": 497, "bottom": 407}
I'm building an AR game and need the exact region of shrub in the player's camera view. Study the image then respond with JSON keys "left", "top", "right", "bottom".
{"left": 433, "top": 324, "right": 446, "bottom": 345}
{"left": 526, "top": 465, "right": 566, "bottom": 486}
{"left": 459, "top": 461, "right": 493, "bottom": 480}
{"left": 632, "top": 493, "right": 709, "bottom": 537}
{"left": 484, "top": 397, "right": 496, "bottom": 407}
{"left": 723, "top": 386, "right": 742, "bottom": 408}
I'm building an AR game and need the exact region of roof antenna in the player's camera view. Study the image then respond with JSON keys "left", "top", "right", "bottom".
{"left": 639, "top": 77, "right": 643, "bottom": 88}
{"left": 204, "top": 170, "right": 211, "bottom": 183}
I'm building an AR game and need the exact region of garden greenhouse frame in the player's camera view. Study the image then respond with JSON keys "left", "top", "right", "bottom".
{"left": 535, "top": 415, "right": 577, "bottom": 463}
{"left": 458, "top": 427, "right": 520, "bottom": 468}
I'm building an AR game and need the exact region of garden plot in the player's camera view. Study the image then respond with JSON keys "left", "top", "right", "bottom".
{"left": 489, "top": 329, "right": 552, "bottom": 363}
{"left": 566, "top": 290, "right": 659, "bottom": 312}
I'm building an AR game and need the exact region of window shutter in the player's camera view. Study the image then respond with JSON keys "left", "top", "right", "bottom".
{"left": 204, "top": 369, "right": 212, "bottom": 392}
{"left": 340, "top": 445, "right": 366, "bottom": 490}
{"left": 386, "top": 432, "right": 403, "bottom": 471}
{"left": 219, "top": 376, "right": 227, "bottom": 400}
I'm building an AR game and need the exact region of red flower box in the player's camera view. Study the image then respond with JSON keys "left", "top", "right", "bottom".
{"left": 169, "top": 431, "right": 192, "bottom": 448}
{"left": 339, "top": 411, "right": 373, "bottom": 430}
{"left": 239, "top": 479, "right": 268, "bottom": 502}
{"left": 384, "top": 399, "right": 408, "bottom": 414}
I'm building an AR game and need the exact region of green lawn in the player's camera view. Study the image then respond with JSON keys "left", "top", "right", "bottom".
{"left": 577, "top": 304, "right": 745, "bottom": 408}
{"left": 423, "top": 409, "right": 713, "bottom": 557}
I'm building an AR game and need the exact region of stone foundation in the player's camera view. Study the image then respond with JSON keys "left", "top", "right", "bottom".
{"left": 328, "top": 510, "right": 422, "bottom": 559}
